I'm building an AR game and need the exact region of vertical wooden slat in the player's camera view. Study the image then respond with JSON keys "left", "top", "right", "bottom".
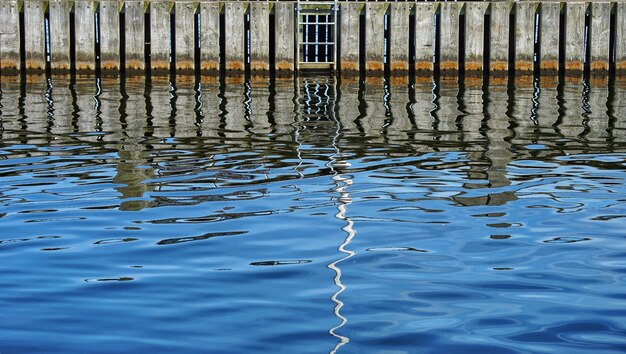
{"left": 200, "top": 1, "right": 219, "bottom": 73}
{"left": 49, "top": 0, "right": 71, "bottom": 72}
{"left": 389, "top": 3, "right": 411, "bottom": 74}
{"left": 565, "top": 2, "right": 587, "bottom": 75}
{"left": 439, "top": 2, "right": 463, "bottom": 75}
{"left": 490, "top": 2, "right": 512, "bottom": 75}
{"left": 365, "top": 3, "right": 386, "bottom": 72}
{"left": 249, "top": 2, "right": 270, "bottom": 73}
{"left": 0, "top": 0, "right": 21, "bottom": 72}
{"left": 590, "top": 2, "right": 611, "bottom": 74}
{"left": 465, "top": 2, "right": 488, "bottom": 76}
{"left": 24, "top": 0, "right": 46, "bottom": 72}
{"left": 618, "top": 2, "right": 626, "bottom": 75}
{"left": 414, "top": 3, "right": 436, "bottom": 75}
{"left": 125, "top": 0, "right": 145, "bottom": 72}
{"left": 515, "top": 1, "right": 539, "bottom": 75}
{"left": 224, "top": 1, "right": 246, "bottom": 72}
{"left": 100, "top": 0, "right": 121, "bottom": 73}
{"left": 274, "top": 2, "right": 294, "bottom": 74}
{"left": 175, "top": 1, "right": 196, "bottom": 74}
{"left": 540, "top": 2, "right": 560, "bottom": 75}
{"left": 75, "top": 0, "right": 96, "bottom": 72}
{"left": 150, "top": 0, "right": 171, "bottom": 73}
{"left": 339, "top": 2, "right": 361, "bottom": 75}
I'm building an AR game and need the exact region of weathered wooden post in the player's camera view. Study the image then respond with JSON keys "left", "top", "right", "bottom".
{"left": 274, "top": 1, "right": 295, "bottom": 75}
{"left": 365, "top": 3, "right": 387, "bottom": 73}
{"left": 249, "top": 2, "right": 270, "bottom": 74}
{"left": 490, "top": 2, "right": 512, "bottom": 76}
{"left": 540, "top": 2, "right": 561, "bottom": 75}
{"left": 618, "top": 2, "right": 626, "bottom": 75}
{"left": 414, "top": 2, "right": 436, "bottom": 75}
{"left": 0, "top": 0, "right": 22, "bottom": 73}
{"left": 339, "top": 2, "right": 362, "bottom": 75}
{"left": 590, "top": 2, "right": 611, "bottom": 75}
{"left": 515, "top": 1, "right": 539, "bottom": 75}
{"left": 200, "top": 2, "right": 220, "bottom": 74}
{"left": 175, "top": 1, "right": 197, "bottom": 74}
{"left": 24, "top": 0, "right": 46, "bottom": 72}
{"left": 49, "top": 0, "right": 71, "bottom": 72}
{"left": 465, "top": 2, "right": 488, "bottom": 76}
{"left": 124, "top": 0, "right": 146, "bottom": 73}
{"left": 150, "top": 1, "right": 172, "bottom": 74}
{"left": 100, "top": 0, "right": 121, "bottom": 73}
{"left": 224, "top": 1, "right": 246, "bottom": 73}
{"left": 439, "top": 2, "right": 463, "bottom": 75}
{"left": 389, "top": 3, "right": 411, "bottom": 75}
{"left": 565, "top": 2, "right": 587, "bottom": 76}
{"left": 75, "top": 0, "right": 97, "bottom": 72}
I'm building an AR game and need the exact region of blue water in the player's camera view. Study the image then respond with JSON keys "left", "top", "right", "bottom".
{"left": 0, "top": 75, "right": 625, "bottom": 353}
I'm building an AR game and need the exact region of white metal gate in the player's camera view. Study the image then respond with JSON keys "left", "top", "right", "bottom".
{"left": 296, "top": 0, "right": 338, "bottom": 72}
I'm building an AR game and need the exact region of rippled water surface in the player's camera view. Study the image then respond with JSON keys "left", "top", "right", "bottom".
{"left": 1, "top": 75, "right": 626, "bottom": 353}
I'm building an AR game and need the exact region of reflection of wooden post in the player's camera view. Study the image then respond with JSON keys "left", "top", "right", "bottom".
{"left": 414, "top": 3, "right": 436, "bottom": 75}
{"left": 24, "top": 0, "right": 46, "bottom": 72}
{"left": 565, "top": 2, "right": 587, "bottom": 77}
{"left": 540, "top": 2, "right": 560, "bottom": 75}
{"left": 175, "top": 1, "right": 197, "bottom": 74}
{"left": 250, "top": 3, "right": 270, "bottom": 74}
{"left": 224, "top": 2, "right": 246, "bottom": 73}
{"left": 590, "top": 2, "right": 611, "bottom": 75}
{"left": 340, "top": 2, "right": 362, "bottom": 75}
{"left": 200, "top": 2, "right": 220, "bottom": 74}
{"left": 515, "top": 2, "right": 538, "bottom": 76}
{"left": 125, "top": 1, "right": 146, "bottom": 73}
{"left": 75, "top": 1, "right": 96, "bottom": 72}
{"left": 389, "top": 3, "right": 411, "bottom": 75}
{"left": 490, "top": 2, "right": 512, "bottom": 75}
{"left": 275, "top": 2, "right": 294, "bottom": 75}
{"left": 49, "top": 0, "right": 71, "bottom": 72}
{"left": 0, "top": 0, "right": 21, "bottom": 73}
{"left": 365, "top": 3, "right": 386, "bottom": 73}
{"left": 100, "top": 1, "right": 121, "bottom": 73}
{"left": 464, "top": 2, "right": 488, "bottom": 76}
{"left": 439, "top": 2, "right": 463, "bottom": 76}
{"left": 150, "top": 1, "right": 172, "bottom": 74}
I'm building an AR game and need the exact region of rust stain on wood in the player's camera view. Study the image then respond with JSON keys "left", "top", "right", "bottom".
{"left": 490, "top": 61, "right": 508, "bottom": 72}
{"left": 126, "top": 60, "right": 144, "bottom": 71}
{"left": 226, "top": 61, "right": 245, "bottom": 71}
{"left": 540, "top": 60, "right": 558, "bottom": 71}
{"left": 341, "top": 61, "right": 358, "bottom": 71}
{"left": 390, "top": 61, "right": 408, "bottom": 71}
{"left": 101, "top": 61, "right": 119, "bottom": 71}
{"left": 515, "top": 61, "right": 533, "bottom": 72}
{"left": 151, "top": 60, "right": 169, "bottom": 71}
{"left": 176, "top": 60, "right": 194, "bottom": 70}
{"left": 200, "top": 61, "right": 219, "bottom": 71}
{"left": 565, "top": 61, "right": 583, "bottom": 72}
{"left": 365, "top": 61, "right": 384, "bottom": 71}
{"left": 250, "top": 61, "right": 269, "bottom": 71}
{"left": 414, "top": 61, "right": 433, "bottom": 72}
{"left": 440, "top": 61, "right": 458, "bottom": 71}
{"left": 276, "top": 60, "right": 293, "bottom": 71}
{"left": 591, "top": 61, "right": 609, "bottom": 71}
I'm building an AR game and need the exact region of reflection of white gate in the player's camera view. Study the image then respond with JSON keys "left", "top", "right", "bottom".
{"left": 296, "top": 0, "right": 338, "bottom": 72}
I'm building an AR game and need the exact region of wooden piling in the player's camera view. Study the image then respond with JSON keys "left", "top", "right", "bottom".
{"left": 0, "top": 0, "right": 21, "bottom": 73}
{"left": 249, "top": 2, "right": 270, "bottom": 73}
{"left": 175, "top": 1, "right": 196, "bottom": 74}
{"left": 590, "top": 2, "right": 611, "bottom": 74}
{"left": 619, "top": 3, "right": 626, "bottom": 74}
{"left": 48, "top": 0, "right": 71, "bottom": 72}
{"left": 100, "top": 0, "right": 121, "bottom": 73}
{"left": 365, "top": 3, "right": 386, "bottom": 73}
{"left": 339, "top": 2, "right": 361, "bottom": 75}
{"left": 123, "top": 1, "right": 145, "bottom": 73}
{"left": 565, "top": 2, "right": 587, "bottom": 75}
{"left": 414, "top": 3, "right": 436, "bottom": 75}
{"left": 515, "top": 2, "right": 539, "bottom": 75}
{"left": 199, "top": 2, "right": 220, "bottom": 74}
{"left": 274, "top": 2, "right": 295, "bottom": 74}
{"left": 439, "top": 2, "right": 463, "bottom": 75}
{"left": 540, "top": 2, "right": 561, "bottom": 75}
{"left": 465, "top": 2, "right": 488, "bottom": 76}
{"left": 75, "top": 0, "right": 96, "bottom": 72}
{"left": 224, "top": 2, "right": 246, "bottom": 73}
{"left": 24, "top": 0, "right": 46, "bottom": 72}
{"left": 389, "top": 3, "right": 411, "bottom": 75}
{"left": 150, "top": 1, "right": 172, "bottom": 74}
{"left": 490, "top": 2, "right": 512, "bottom": 75}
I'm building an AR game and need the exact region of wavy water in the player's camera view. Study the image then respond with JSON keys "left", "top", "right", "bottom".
{"left": 0, "top": 75, "right": 625, "bottom": 353}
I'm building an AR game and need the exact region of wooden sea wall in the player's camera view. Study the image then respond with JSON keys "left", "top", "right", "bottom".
{"left": 1, "top": 0, "right": 625, "bottom": 77}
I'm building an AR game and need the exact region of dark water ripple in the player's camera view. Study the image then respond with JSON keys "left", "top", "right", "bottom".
{"left": 0, "top": 75, "right": 625, "bottom": 353}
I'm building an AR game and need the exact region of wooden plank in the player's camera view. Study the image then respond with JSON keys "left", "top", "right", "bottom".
{"left": 150, "top": 1, "right": 172, "bottom": 73}
{"left": 439, "top": 2, "right": 463, "bottom": 75}
{"left": 49, "top": 0, "right": 71, "bottom": 72}
{"left": 414, "top": 3, "right": 436, "bottom": 75}
{"left": 490, "top": 2, "right": 512, "bottom": 75}
{"left": 175, "top": 1, "right": 196, "bottom": 74}
{"left": 389, "top": 3, "right": 411, "bottom": 74}
{"left": 249, "top": 2, "right": 270, "bottom": 73}
{"left": 514, "top": 1, "right": 539, "bottom": 75}
{"left": 75, "top": 0, "right": 96, "bottom": 72}
{"left": 365, "top": 3, "right": 387, "bottom": 73}
{"left": 124, "top": 0, "right": 146, "bottom": 72}
{"left": 590, "top": 2, "right": 611, "bottom": 74}
{"left": 339, "top": 2, "right": 361, "bottom": 75}
{"left": 565, "top": 2, "right": 587, "bottom": 75}
{"left": 274, "top": 2, "right": 294, "bottom": 74}
{"left": 540, "top": 2, "right": 560, "bottom": 75}
{"left": 224, "top": 2, "right": 246, "bottom": 72}
{"left": 24, "top": 0, "right": 46, "bottom": 72}
{"left": 100, "top": 0, "right": 121, "bottom": 73}
{"left": 465, "top": 2, "right": 488, "bottom": 76}
{"left": 618, "top": 2, "right": 626, "bottom": 75}
{"left": 0, "top": 0, "right": 21, "bottom": 73}
{"left": 199, "top": 2, "right": 219, "bottom": 73}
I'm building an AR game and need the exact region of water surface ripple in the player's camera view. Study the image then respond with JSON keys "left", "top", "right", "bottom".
{"left": 0, "top": 75, "right": 625, "bottom": 353}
